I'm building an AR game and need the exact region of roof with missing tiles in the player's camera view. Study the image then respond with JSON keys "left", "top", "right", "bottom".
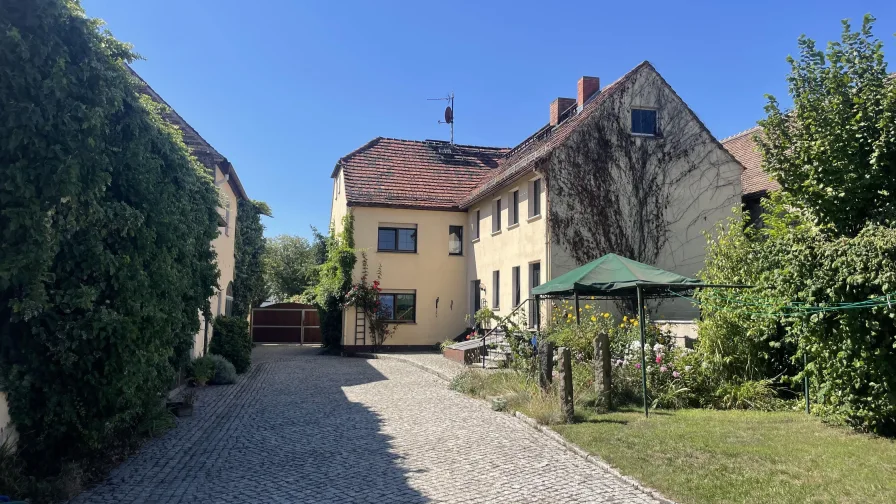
{"left": 720, "top": 126, "right": 779, "bottom": 197}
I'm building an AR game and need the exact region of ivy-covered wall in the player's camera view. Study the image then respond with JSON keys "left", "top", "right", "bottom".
{"left": 545, "top": 64, "right": 742, "bottom": 318}
{"left": 0, "top": 0, "right": 220, "bottom": 470}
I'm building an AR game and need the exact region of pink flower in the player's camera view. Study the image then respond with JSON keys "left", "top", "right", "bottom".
{"left": 672, "top": 371, "right": 681, "bottom": 378}
{"left": 655, "top": 355, "right": 663, "bottom": 364}
{"left": 634, "top": 363, "right": 641, "bottom": 369}
{"left": 660, "top": 365, "right": 667, "bottom": 373}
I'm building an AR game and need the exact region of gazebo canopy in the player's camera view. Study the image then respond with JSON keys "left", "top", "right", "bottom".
{"left": 531, "top": 253, "right": 702, "bottom": 298}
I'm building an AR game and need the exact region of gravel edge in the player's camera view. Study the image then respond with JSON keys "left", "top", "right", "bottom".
{"left": 357, "top": 351, "right": 677, "bottom": 504}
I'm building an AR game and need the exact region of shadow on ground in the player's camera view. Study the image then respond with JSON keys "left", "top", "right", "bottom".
{"left": 72, "top": 345, "right": 427, "bottom": 503}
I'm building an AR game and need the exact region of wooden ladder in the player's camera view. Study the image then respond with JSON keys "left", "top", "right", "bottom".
{"left": 353, "top": 308, "right": 366, "bottom": 346}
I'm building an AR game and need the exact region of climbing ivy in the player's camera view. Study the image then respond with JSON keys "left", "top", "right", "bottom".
{"left": 233, "top": 199, "right": 271, "bottom": 319}
{"left": 0, "top": 0, "right": 219, "bottom": 472}
{"left": 308, "top": 215, "right": 356, "bottom": 349}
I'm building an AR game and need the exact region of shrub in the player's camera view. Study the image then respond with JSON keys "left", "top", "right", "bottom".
{"left": 206, "top": 354, "right": 237, "bottom": 385}
{"left": 210, "top": 316, "right": 251, "bottom": 374}
{"left": 0, "top": 0, "right": 219, "bottom": 475}
{"left": 712, "top": 380, "right": 783, "bottom": 411}
{"left": 190, "top": 356, "right": 216, "bottom": 386}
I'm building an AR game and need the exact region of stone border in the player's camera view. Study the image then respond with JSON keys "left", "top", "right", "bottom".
{"left": 359, "top": 351, "right": 676, "bottom": 504}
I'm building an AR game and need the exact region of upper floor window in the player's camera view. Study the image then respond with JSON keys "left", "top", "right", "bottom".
{"left": 449, "top": 225, "right": 463, "bottom": 255}
{"left": 510, "top": 190, "right": 519, "bottom": 226}
{"left": 473, "top": 210, "right": 481, "bottom": 239}
{"left": 378, "top": 226, "right": 417, "bottom": 253}
{"left": 493, "top": 198, "right": 502, "bottom": 233}
{"left": 631, "top": 108, "right": 658, "bottom": 136}
{"left": 529, "top": 179, "right": 542, "bottom": 218}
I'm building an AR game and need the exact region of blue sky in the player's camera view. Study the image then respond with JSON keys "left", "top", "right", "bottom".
{"left": 82, "top": 0, "right": 895, "bottom": 239}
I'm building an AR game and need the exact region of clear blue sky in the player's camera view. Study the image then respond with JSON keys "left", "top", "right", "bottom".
{"left": 82, "top": 0, "right": 895, "bottom": 239}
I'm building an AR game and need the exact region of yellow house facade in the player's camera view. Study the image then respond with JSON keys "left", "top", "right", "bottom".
{"left": 331, "top": 62, "right": 744, "bottom": 350}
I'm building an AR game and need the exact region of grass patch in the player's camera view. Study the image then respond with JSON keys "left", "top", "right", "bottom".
{"left": 554, "top": 409, "right": 896, "bottom": 504}
{"left": 451, "top": 369, "right": 896, "bottom": 503}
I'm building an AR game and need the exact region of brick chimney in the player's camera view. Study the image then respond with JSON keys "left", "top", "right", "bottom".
{"left": 550, "top": 97, "right": 576, "bottom": 126}
{"left": 577, "top": 76, "right": 600, "bottom": 109}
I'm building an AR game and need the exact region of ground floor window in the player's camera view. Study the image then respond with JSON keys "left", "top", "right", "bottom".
{"left": 378, "top": 292, "right": 416, "bottom": 322}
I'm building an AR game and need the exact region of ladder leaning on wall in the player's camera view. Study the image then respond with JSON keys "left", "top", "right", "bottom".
{"left": 353, "top": 308, "right": 366, "bottom": 346}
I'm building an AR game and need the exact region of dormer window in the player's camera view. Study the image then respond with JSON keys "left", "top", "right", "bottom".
{"left": 631, "top": 108, "right": 658, "bottom": 136}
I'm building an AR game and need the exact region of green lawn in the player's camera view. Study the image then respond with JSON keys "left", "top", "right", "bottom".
{"left": 553, "top": 409, "right": 896, "bottom": 504}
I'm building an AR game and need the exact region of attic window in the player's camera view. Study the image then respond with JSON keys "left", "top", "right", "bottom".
{"left": 631, "top": 109, "right": 658, "bottom": 136}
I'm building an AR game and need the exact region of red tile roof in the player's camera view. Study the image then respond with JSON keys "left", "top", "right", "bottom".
{"left": 459, "top": 62, "right": 651, "bottom": 207}
{"left": 335, "top": 138, "right": 509, "bottom": 210}
{"left": 720, "top": 127, "right": 780, "bottom": 197}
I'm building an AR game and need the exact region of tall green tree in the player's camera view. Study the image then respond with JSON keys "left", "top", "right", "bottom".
{"left": 699, "top": 16, "right": 896, "bottom": 435}
{"left": 0, "top": 0, "right": 219, "bottom": 471}
{"left": 309, "top": 215, "right": 356, "bottom": 349}
{"left": 232, "top": 199, "right": 271, "bottom": 318}
{"left": 758, "top": 14, "right": 896, "bottom": 236}
{"left": 263, "top": 234, "right": 317, "bottom": 301}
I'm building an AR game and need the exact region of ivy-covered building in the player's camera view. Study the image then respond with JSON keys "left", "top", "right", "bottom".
{"left": 330, "top": 61, "right": 747, "bottom": 350}
{"left": 130, "top": 68, "right": 250, "bottom": 357}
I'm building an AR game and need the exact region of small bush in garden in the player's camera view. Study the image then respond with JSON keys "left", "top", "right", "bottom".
{"left": 207, "top": 354, "right": 237, "bottom": 385}
{"left": 210, "top": 315, "right": 251, "bottom": 374}
{"left": 190, "top": 356, "right": 216, "bottom": 386}
{"left": 713, "top": 380, "right": 784, "bottom": 411}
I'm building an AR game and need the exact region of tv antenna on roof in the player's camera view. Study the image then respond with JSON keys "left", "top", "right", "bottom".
{"left": 427, "top": 92, "right": 454, "bottom": 144}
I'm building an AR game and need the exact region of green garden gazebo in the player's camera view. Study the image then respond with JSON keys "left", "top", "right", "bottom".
{"left": 531, "top": 253, "right": 745, "bottom": 417}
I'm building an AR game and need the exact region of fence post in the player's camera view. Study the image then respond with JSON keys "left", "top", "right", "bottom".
{"left": 594, "top": 333, "right": 612, "bottom": 412}
{"left": 558, "top": 347, "right": 574, "bottom": 423}
{"left": 537, "top": 339, "right": 554, "bottom": 391}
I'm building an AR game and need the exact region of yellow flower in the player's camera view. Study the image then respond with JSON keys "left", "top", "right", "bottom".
{"left": 632, "top": 320, "right": 639, "bottom": 326}
{"left": 591, "top": 316, "right": 597, "bottom": 322}
{"left": 623, "top": 315, "right": 629, "bottom": 322}
{"left": 602, "top": 312, "right": 610, "bottom": 318}
{"left": 585, "top": 304, "right": 591, "bottom": 309}
{"left": 619, "top": 323, "right": 625, "bottom": 328}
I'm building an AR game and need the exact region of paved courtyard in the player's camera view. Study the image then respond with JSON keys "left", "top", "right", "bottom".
{"left": 73, "top": 346, "right": 661, "bottom": 503}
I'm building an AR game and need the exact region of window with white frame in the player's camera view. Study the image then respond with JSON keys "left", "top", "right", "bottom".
{"left": 493, "top": 198, "right": 502, "bottom": 233}
{"left": 512, "top": 266, "right": 520, "bottom": 307}
{"left": 473, "top": 209, "right": 481, "bottom": 239}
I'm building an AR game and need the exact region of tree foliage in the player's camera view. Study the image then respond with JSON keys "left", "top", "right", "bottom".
{"left": 0, "top": 0, "right": 220, "bottom": 471}
{"left": 758, "top": 15, "right": 896, "bottom": 237}
{"left": 699, "top": 17, "right": 896, "bottom": 435}
{"left": 262, "top": 234, "right": 319, "bottom": 302}
{"left": 232, "top": 199, "right": 270, "bottom": 318}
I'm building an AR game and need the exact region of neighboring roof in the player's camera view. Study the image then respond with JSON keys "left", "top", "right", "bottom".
{"left": 125, "top": 66, "right": 249, "bottom": 201}
{"left": 531, "top": 253, "right": 701, "bottom": 297}
{"left": 460, "top": 62, "right": 652, "bottom": 207}
{"left": 335, "top": 138, "right": 509, "bottom": 210}
{"left": 720, "top": 126, "right": 779, "bottom": 197}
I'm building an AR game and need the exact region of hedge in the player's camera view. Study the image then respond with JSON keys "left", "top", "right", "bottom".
{"left": 0, "top": 0, "right": 220, "bottom": 473}
{"left": 210, "top": 316, "right": 252, "bottom": 374}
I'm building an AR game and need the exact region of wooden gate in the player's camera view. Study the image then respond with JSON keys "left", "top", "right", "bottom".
{"left": 250, "top": 302, "right": 321, "bottom": 344}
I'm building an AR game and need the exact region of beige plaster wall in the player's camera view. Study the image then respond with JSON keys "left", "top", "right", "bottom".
{"left": 466, "top": 174, "right": 549, "bottom": 326}
{"left": 340, "top": 206, "right": 470, "bottom": 346}
{"left": 548, "top": 66, "right": 743, "bottom": 321}
{"left": 193, "top": 165, "right": 239, "bottom": 357}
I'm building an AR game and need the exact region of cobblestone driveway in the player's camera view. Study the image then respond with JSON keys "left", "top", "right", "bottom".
{"left": 73, "top": 346, "right": 660, "bottom": 503}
